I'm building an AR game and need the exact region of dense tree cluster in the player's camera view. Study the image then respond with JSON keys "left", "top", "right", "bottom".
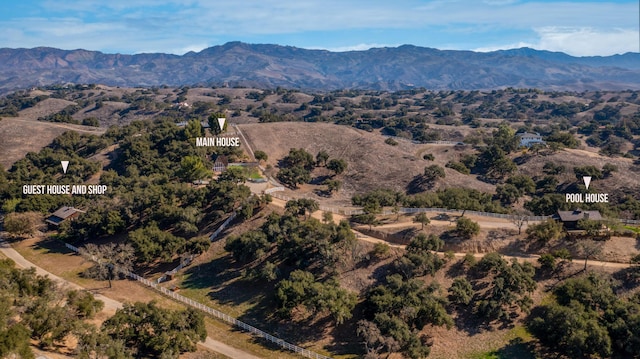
{"left": 405, "top": 188, "right": 507, "bottom": 213}
{"left": 224, "top": 210, "right": 358, "bottom": 325}
{"left": 0, "top": 259, "right": 204, "bottom": 359}
{"left": 470, "top": 253, "right": 536, "bottom": 322}
{"left": 277, "top": 148, "right": 348, "bottom": 188}
{"left": 101, "top": 301, "right": 206, "bottom": 358}
{"left": 361, "top": 274, "right": 452, "bottom": 359}
{"left": 455, "top": 217, "right": 481, "bottom": 239}
{"left": 352, "top": 187, "right": 507, "bottom": 214}
{"left": 275, "top": 270, "right": 357, "bottom": 324}
{"left": 528, "top": 273, "right": 640, "bottom": 358}
{"left": 0, "top": 90, "right": 49, "bottom": 116}
{"left": 525, "top": 219, "right": 564, "bottom": 246}
{"left": 1, "top": 120, "right": 250, "bottom": 270}
{"left": 226, "top": 211, "right": 355, "bottom": 272}
{"left": 394, "top": 233, "right": 445, "bottom": 279}
{"left": 3, "top": 211, "right": 40, "bottom": 238}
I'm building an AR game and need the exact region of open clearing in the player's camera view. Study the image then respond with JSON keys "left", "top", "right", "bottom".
{"left": 0, "top": 117, "right": 105, "bottom": 169}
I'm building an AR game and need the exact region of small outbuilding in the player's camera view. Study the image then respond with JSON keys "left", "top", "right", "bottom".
{"left": 554, "top": 209, "right": 602, "bottom": 230}
{"left": 45, "top": 206, "right": 85, "bottom": 227}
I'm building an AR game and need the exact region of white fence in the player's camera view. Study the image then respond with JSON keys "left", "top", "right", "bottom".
{"left": 422, "top": 140, "right": 465, "bottom": 145}
{"left": 271, "top": 193, "right": 640, "bottom": 225}
{"left": 269, "top": 192, "right": 550, "bottom": 220}
{"left": 210, "top": 212, "right": 238, "bottom": 241}
{"left": 264, "top": 187, "right": 285, "bottom": 194}
{"left": 397, "top": 207, "right": 549, "bottom": 221}
{"left": 156, "top": 211, "right": 240, "bottom": 284}
{"left": 64, "top": 242, "right": 333, "bottom": 359}
{"left": 619, "top": 218, "right": 640, "bottom": 225}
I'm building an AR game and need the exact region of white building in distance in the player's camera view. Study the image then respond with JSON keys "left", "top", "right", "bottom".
{"left": 517, "top": 132, "right": 545, "bottom": 148}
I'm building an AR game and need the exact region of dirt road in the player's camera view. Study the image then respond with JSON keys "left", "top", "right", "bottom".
{"left": 0, "top": 239, "right": 122, "bottom": 314}
{"left": 268, "top": 198, "right": 633, "bottom": 270}
{"left": 7, "top": 117, "right": 107, "bottom": 134}
{"left": 0, "top": 239, "right": 263, "bottom": 359}
{"left": 353, "top": 234, "right": 632, "bottom": 269}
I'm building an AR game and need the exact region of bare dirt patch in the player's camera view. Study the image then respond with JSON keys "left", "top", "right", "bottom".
{"left": 0, "top": 117, "right": 106, "bottom": 168}
{"left": 17, "top": 97, "right": 76, "bottom": 120}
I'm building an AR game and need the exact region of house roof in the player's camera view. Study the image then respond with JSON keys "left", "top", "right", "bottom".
{"left": 192, "top": 179, "right": 210, "bottom": 185}
{"left": 51, "top": 206, "right": 82, "bottom": 220}
{"left": 213, "top": 155, "right": 228, "bottom": 166}
{"left": 518, "top": 132, "right": 542, "bottom": 138}
{"left": 556, "top": 210, "right": 602, "bottom": 222}
{"left": 45, "top": 206, "right": 84, "bottom": 225}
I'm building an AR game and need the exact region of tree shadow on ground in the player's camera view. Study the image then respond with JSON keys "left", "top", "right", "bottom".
{"left": 406, "top": 175, "right": 434, "bottom": 194}
{"left": 309, "top": 175, "right": 331, "bottom": 185}
{"left": 612, "top": 267, "right": 640, "bottom": 290}
{"left": 445, "top": 259, "right": 467, "bottom": 278}
{"left": 181, "top": 255, "right": 245, "bottom": 305}
{"left": 181, "top": 255, "right": 335, "bottom": 348}
{"left": 241, "top": 302, "right": 334, "bottom": 349}
{"left": 31, "top": 236, "right": 77, "bottom": 256}
{"left": 490, "top": 337, "right": 537, "bottom": 359}
{"left": 325, "top": 301, "right": 367, "bottom": 357}
{"left": 313, "top": 189, "right": 332, "bottom": 198}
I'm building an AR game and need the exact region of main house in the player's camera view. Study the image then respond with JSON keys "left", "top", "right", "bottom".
{"left": 213, "top": 155, "right": 229, "bottom": 173}
{"left": 517, "top": 132, "right": 545, "bottom": 148}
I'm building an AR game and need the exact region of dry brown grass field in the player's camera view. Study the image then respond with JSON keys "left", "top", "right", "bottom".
{"left": 239, "top": 122, "right": 497, "bottom": 203}
{"left": 0, "top": 95, "right": 106, "bottom": 168}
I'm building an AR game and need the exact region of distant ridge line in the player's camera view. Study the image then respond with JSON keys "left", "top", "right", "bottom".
{"left": 0, "top": 42, "right": 639, "bottom": 92}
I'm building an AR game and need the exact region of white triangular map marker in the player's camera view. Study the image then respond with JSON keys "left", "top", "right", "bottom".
{"left": 583, "top": 176, "right": 592, "bottom": 190}
{"left": 61, "top": 161, "right": 69, "bottom": 174}
{"left": 217, "top": 118, "right": 226, "bottom": 132}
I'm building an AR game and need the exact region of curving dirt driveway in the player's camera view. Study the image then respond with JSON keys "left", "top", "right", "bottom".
{"left": 353, "top": 231, "right": 632, "bottom": 269}
{"left": 0, "top": 239, "right": 122, "bottom": 313}
{"left": 268, "top": 198, "right": 633, "bottom": 270}
{"left": 0, "top": 239, "right": 262, "bottom": 359}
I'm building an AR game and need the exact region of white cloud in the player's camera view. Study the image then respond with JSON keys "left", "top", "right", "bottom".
{"left": 535, "top": 27, "right": 638, "bottom": 56}
{"left": 34, "top": 0, "right": 640, "bottom": 33}
{"left": 483, "top": 0, "right": 519, "bottom": 5}
{"left": 314, "top": 43, "right": 398, "bottom": 52}
{"left": 169, "top": 43, "right": 211, "bottom": 55}
{"left": 473, "top": 42, "right": 534, "bottom": 53}
{"left": 474, "top": 27, "right": 639, "bottom": 56}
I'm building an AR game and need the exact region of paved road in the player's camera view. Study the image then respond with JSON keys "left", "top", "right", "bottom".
{"left": 0, "top": 239, "right": 262, "bottom": 359}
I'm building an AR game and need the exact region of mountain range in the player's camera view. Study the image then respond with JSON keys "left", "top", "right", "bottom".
{"left": 1, "top": 41, "right": 639, "bottom": 92}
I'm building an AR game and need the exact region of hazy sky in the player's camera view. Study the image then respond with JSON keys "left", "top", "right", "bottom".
{"left": 1, "top": 0, "right": 638, "bottom": 56}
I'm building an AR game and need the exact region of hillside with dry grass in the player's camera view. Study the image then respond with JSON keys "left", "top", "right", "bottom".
{"left": 240, "top": 122, "right": 495, "bottom": 200}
